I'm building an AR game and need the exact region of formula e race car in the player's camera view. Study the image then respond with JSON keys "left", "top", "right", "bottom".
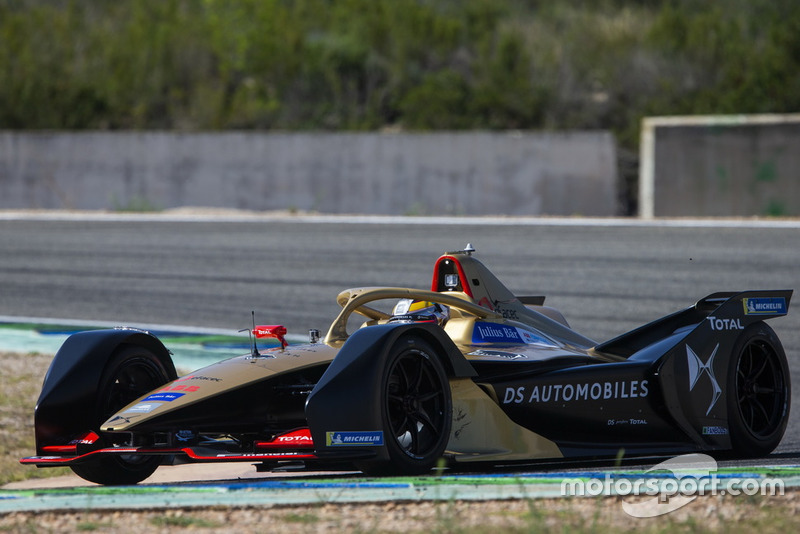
{"left": 22, "top": 246, "right": 792, "bottom": 485}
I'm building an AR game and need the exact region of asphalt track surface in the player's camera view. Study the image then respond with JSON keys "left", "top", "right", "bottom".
{"left": 1, "top": 212, "right": 799, "bottom": 496}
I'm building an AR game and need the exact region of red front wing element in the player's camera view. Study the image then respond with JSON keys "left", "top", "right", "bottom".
{"left": 21, "top": 428, "right": 318, "bottom": 466}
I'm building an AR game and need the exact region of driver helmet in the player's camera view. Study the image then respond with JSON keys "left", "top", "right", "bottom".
{"left": 390, "top": 299, "right": 450, "bottom": 325}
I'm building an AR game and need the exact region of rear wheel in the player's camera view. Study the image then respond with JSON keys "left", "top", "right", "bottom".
{"left": 358, "top": 336, "right": 451, "bottom": 476}
{"left": 727, "top": 322, "right": 790, "bottom": 457}
{"left": 70, "top": 345, "right": 171, "bottom": 485}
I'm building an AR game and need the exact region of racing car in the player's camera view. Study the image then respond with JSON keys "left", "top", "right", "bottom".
{"left": 22, "top": 245, "right": 792, "bottom": 485}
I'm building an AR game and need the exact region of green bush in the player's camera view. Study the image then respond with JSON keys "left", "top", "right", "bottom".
{"left": 1, "top": 0, "right": 799, "bottom": 145}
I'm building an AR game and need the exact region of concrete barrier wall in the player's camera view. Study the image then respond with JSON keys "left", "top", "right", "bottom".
{"left": 0, "top": 131, "right": 618, "bottom": 216}
{"left": 639, "top": 114, "right": 800, "bottom": 218}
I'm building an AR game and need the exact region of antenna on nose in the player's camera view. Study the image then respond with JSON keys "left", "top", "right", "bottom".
{"left": 239, "top": 311, "right": 261, "bottom": 358}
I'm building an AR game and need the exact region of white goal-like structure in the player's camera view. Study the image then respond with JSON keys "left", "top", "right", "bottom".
{"left": 639, "top": 114, "right": 800, "bottom": 219}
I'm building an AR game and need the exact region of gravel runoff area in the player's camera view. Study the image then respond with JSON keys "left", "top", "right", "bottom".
{"left": 2, "top": 491, "right": 800, "bottom": 533}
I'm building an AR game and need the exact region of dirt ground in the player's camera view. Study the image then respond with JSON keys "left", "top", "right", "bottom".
{"left": 2, "top": 491, "right": 800, "bottom": 533}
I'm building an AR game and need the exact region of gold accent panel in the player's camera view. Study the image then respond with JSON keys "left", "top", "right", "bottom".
{"left": 447, "top": 378, "right": 563, "bottom": 462}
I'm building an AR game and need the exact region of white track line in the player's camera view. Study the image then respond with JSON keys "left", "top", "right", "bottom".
{"left": 1, "top": 211, "right": 799, "bottom": 228}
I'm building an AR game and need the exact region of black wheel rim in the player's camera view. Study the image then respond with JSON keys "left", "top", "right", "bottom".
{"left": 103, "top": 358, "right": 165, "bottom": 419}
{"left": 386, "top": 349, "right": 447, "bottom": 459}
{"left": 736, "top": 340, "right": 784, "bottom": 439}
{"left": 101, "top": 357, "right": 165, "bottom": 464}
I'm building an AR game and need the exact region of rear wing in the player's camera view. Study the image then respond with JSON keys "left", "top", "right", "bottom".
{"left": 595, "top": 290, "right": 792, "bottom": 359}
{"left": 657, "top": 289, "right": 791, "bottom": 449}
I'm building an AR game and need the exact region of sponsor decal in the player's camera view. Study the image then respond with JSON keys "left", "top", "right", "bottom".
{"left": 608, "top": 418, "right": 648, "bottom": 426}
{"left": 68, "top": 432, "right": 99, "bottom": 445}
{"left": 123, "top": 402, "right": 163, "bottom": 414}
{"left": 702, "top": 426, "right": 729, "bottom": 436}
{"left": 705, "top": 317, "right": 744, "bottom": 331}
{"left": 176, "top": 430, "right": 195, "bottom": 442}
{"left": 391, "top": 314, "right": 436, "bottom": 323}
{"left": 275, "top": 434, "right": 313, "bottom": 444}
{"left": 495, "top": 305, "right": 519, "bottom": 320}
{"left": 472, "top": 322, "right": 554, "bottom": 346}
{"left": 687, "top": 343, "right": 722, "bottom": 416}
{"left": 256, "top": 429, "right": 314, "bottom": 450}
{"left": 743, "top": 297, "right": 787, "bottom": 316}
{"left": 473, "top": 323, "right": 522, "bottom": 344}
{"left": 214, "top": 451, "right": 311, "bottom": 458}
{"left": 175, "top": 375, "right": 222, "bottom": 383}
{"left": 325, "top": 431, "right": 384, "bottom": 446}
{"left": 160, "top": 384, "right": 199, "bottom": 393}
{"left": 502, "top": 379, "right": 649, "bottom": 404}
{"left": 517, "top": 329, "right": 554, "bottom": 346}
{"left": 468, "top": 349, "right": 527, "bottom": 360}
{"left": 143, "top": 392, "right": 185, "bottom": 402}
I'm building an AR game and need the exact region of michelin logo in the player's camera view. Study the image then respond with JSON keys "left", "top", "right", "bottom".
{"left": 326, "top": 431, "right": 384, "bottom": 446}
{"left": 743, "top": 297, "right": 787, "bottom": 316}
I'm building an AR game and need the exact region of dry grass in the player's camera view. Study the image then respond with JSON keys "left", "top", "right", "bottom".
{"left": 2, "top": 493, "right": 800, "bottom": 533}
{"left": 0, "top": 351, "right": 71, "bottom": 485}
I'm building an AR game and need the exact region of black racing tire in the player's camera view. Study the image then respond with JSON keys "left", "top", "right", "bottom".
{"left": 357, "top": 335, "right": 452, "bottom": 476}
{"left": 727, "top": 322, "right": 791, "bottom": 458}
{"left": 70, "top": 345, "right": 172, "bottom": 485}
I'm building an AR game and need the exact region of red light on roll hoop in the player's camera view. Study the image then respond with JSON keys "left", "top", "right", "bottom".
{"left": 253, "top": 325, "right": 288, "bottom": 349}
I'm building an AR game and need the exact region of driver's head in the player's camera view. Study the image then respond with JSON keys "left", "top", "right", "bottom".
{"left": 391, "top": 299, "right": 450, "bottom": 326}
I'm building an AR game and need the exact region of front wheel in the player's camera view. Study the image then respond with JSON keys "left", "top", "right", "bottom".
{"left": 70, "top": 345, "right": 172, "bottom": 485}
{"left": 727, "top": 322, "right": 791, "bottom": 457}
{"left": 358, "top": 335, "right": 452, "bottom": 476}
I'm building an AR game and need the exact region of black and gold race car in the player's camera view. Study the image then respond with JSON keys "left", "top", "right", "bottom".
{"left": 22, "top": 246, "right": 792, "bottom": 484}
